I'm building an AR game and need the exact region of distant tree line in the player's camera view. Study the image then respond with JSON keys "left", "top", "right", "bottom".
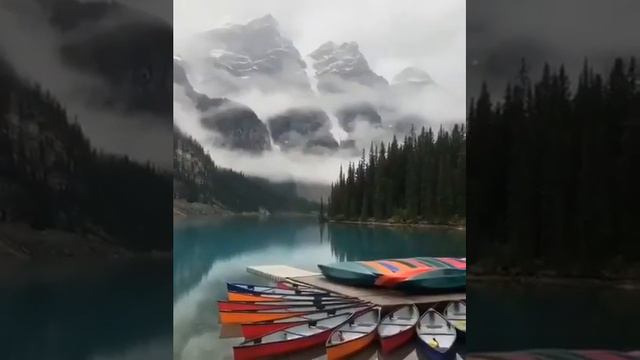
{"left": 174, "top": 128, "right": 316, "bottom": 213}
{"left": 468, "top": 58, "right": 640, "bottom": 277}
{"left": 327, "top": 126, "right": 466, "bottom": 224}
{"left": 0, "top": 58, "right": 172, "bottom": 252}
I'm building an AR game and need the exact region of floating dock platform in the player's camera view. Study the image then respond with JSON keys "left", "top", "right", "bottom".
{"left": 246, "top": 265, "right": 465, "bottom": 308}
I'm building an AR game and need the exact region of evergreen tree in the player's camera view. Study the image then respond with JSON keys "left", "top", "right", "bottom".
{"left": 468, "top": 57, "right": 640, "bottom": 276}
{"left": 328, "top": 125, "right": 466, "bottom": 224}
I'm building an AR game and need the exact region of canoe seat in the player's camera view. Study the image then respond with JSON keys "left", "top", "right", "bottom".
{"left": 381, "top": 320, "right": 415, "bottom": 326}
{"left": 283, "top": 330, "right": 306, "bottom": 338}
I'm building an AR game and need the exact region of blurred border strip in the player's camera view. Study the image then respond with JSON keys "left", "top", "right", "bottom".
{"left": 468, "top": 349, "right": 640, "bottom": 360}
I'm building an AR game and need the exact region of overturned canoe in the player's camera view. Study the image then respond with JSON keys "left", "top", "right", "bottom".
{"left": 444, "top": 301, "right": 466, "bottom": 342}
{"left": 317, "top": 261, "right": 379, "bottom": 287}
{"left": 393, "top": 268, "right": 466, "bottom": 293}
{"left": 318, "top": 257, "right": 466, "bottom": 292}
{"left": 220, "top": 303, "right": 355, "bottom": 324}
{"left": 326, "top": 307, "right": 380, "bottom": 360}
{"left": 218, "top": 298, "right": 359, "bottom": 312}
{"left": 241, "top": 305, "right": 371, "bottom": 339}
{"left": 378, "top": 304, "right": 419, "bottom": 354}
{"left": 233, "top": 313, "right": 351, "bottom": 360}
{"left": 416, "top": 309, "right": 457, "bottom": 360}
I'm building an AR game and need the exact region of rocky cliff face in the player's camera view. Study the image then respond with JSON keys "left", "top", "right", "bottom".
{"left": 199, "top": 99, "right": 272, "bottom": 153}
{"left": 267, "top": 107, "right": 339, "bottom": 153}
{"left": 335, "top": 102, "right": 382, "bottom": 133}
{"left": 174, "top": 58, "right": 272, "bottom": 153}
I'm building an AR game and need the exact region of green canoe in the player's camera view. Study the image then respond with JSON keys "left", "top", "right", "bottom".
{"left": 394, "top": 268, "right": 466, "bottom": 293}
{"left": 318, "top": 257, "right": 466, "bottom": 293}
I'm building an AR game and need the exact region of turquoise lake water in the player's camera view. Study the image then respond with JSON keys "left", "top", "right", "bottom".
{"left": 173, "top": 216, "right": 465, "bottom": 360}
{"left": 0, "top": 259, "right": 172, "bottom": 360}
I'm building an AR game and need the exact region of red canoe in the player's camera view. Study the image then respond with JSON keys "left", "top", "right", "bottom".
{"left": 233, "top": 313, "right": 352, "bottom": 360}
{"left": 218, "top": 299, "right": 358, "bottom": 311}
{"left": 241, "top": 305, "right": 371, "bottom": 339}
{"left": 377, "top": 304, "right": 419, "bottom": 353}
{"left": 221, "top": 303, "right": 356, "bottom": 324}
{"left": 276, "top": 281, "right": 317, "bottom": 291}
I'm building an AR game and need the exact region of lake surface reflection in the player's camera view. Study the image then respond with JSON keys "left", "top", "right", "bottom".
{"left": 173, "top": 216, "right": 465, "bottom": 360}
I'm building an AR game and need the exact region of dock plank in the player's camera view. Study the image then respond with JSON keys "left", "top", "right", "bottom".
{"left": 246, "top": 265, "right": 320, "bottom": 281}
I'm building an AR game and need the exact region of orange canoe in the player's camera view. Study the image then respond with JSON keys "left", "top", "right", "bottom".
{"left": 326, "top": 307, "right": 380, "bottom": 359}
{"left": 228, "top": 291, "right": 347, "bottom": 302}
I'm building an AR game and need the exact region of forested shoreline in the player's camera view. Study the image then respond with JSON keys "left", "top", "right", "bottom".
{"left": 0, "top": 58, "right": 172, "bottom": 256}
{"left": 174, "top": 128, "right": 317, "bottom": 214}
{"left": 326, "top": 125, "right": 466, "bottom": 225}
{"left": 468, "top": 58, "right": 640, "bottom": 279}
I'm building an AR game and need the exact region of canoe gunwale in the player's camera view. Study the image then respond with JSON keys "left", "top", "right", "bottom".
{"left": 239, "top": 304, "right": 371, "bottom": 325}
{"left": 325, "top": 307, "right": 380, "bottom": 348}
{"left": 235, "top": 313, "right": 352, "bottom": 348}
{"left": 378, "top": 304, "right": 419, "bottom": 337}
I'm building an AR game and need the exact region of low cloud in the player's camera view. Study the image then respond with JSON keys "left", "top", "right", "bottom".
{"left": 0, "top": 0, "right": 172, "bottom": 168}
{"left": 468, "top": 0, "right": 640, "bottom": 97}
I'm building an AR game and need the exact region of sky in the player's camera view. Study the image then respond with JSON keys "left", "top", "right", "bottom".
{"left": 467, "top": 0, "right": 640, "bottom": 99}
{"left": 174, "top": 0, "right": 466, "bottom": 96}
{"left": 174, "top": 0, "right": 466, "bottom": 186}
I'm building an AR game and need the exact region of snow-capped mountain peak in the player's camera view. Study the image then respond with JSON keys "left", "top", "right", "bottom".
{"left": 308, "top": 41, "right": 387, "bottom": 93}
{"left": 246, "top": 14, "right": 278, "bottom": 30}
{"left": 392, "top": 66, "right": 434, "bottom": 86}
{"left": 185, "top": 14, "right": 310, "bottom": 95}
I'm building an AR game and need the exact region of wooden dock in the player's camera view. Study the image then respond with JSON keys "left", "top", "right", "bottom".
{"left": 246, "top": 265, "right": 465, "bottom": 309}
{"left": 246, "top": 265, "right": 320, "bottom": 281}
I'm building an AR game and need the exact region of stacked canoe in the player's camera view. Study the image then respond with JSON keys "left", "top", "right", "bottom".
{"left": 220, "top": 281, "right": 466, "bottom": 359}
{"left": 318, "top": 257, "right": 466, "bottom": 293}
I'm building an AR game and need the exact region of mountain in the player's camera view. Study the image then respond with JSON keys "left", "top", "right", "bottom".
{"left": 335, "top": 102, "right": 382, "bottom": 133}
{"left": 267, "top": 107, "right": 339, "bottom": 153}
{"left": 174, "top": 58, "right": 272, "bottom": 153}
{"left": 186, "top": 14, "right": 310, "bottom": 95}
{"left": 0, "top": 57, "right": 172, "bottom": 255}
{"left": 173, "top": 128, "right": 316, "bottom": 213}
{"left": 308, "top": 41, "right": 388, "bottom": 93}
{"left": 173, "top": 57, "right": 193, "bottom": 93}
{"left": 199, "top": 98, "right": 272, "bottom": 153}
{"left": 392, "top": 66, "right": 434, "bottom": 86}
{"left": 42, "top": 0, "right": 173, "bottom": 117}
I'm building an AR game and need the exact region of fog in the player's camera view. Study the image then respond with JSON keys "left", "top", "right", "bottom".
{"left": 0, "top": 0, "right": 172, "bottom": 168}
{"left": 174, "top": 0, "right": 465, "bottom": 184}
{"left": 175, "top": 0, "right": 465, "bottom": 94}
{"left": 468, "top": 0, "right": 640, "bottom": 99}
